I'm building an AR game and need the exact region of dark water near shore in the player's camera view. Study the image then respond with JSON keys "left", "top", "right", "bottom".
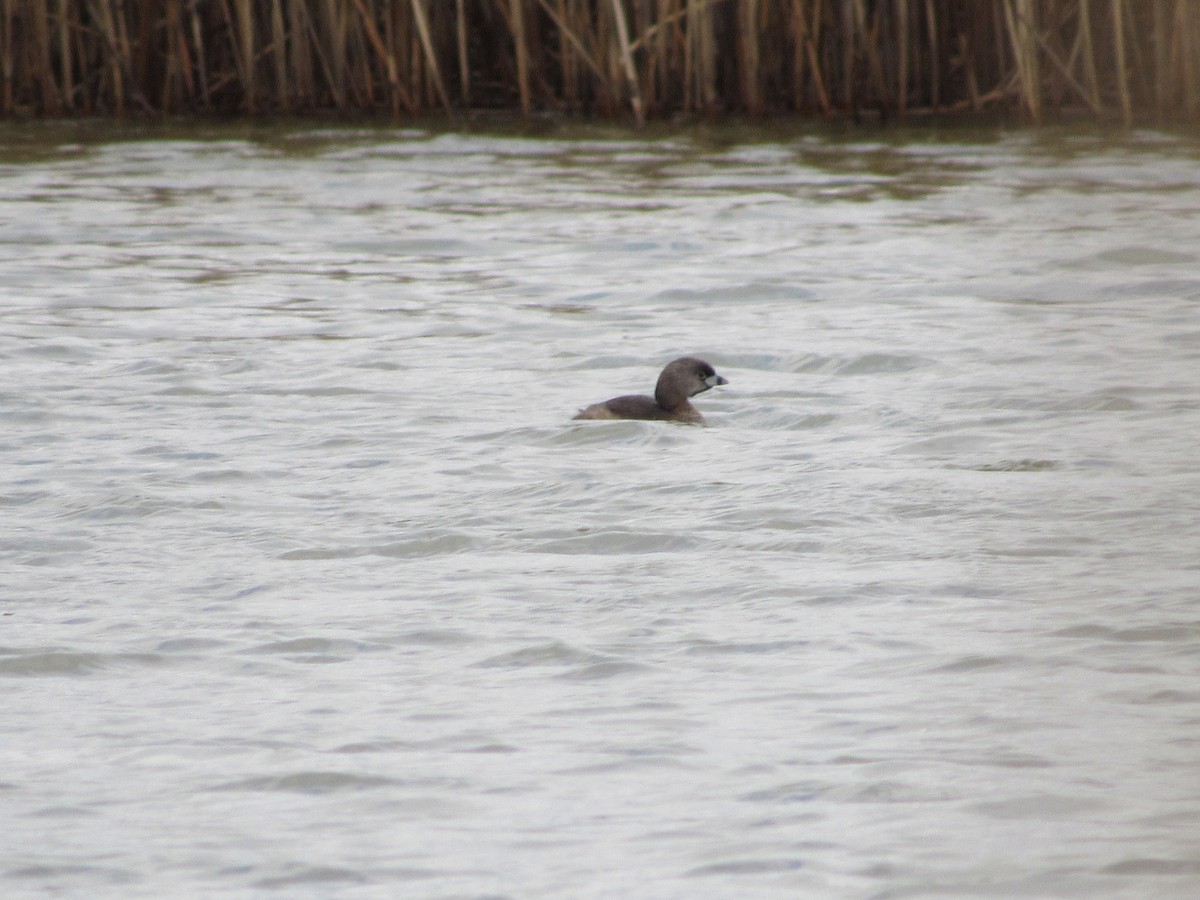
{"left": 2, "top": 121, "right": 1199, "bottom": 898}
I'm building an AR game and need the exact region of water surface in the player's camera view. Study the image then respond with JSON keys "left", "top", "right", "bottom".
{"left": 2, "top": 121, "right": 1199, "bottom": 898}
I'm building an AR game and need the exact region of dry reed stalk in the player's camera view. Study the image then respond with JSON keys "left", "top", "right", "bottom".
{"left": 1111, "top": 0, "right": 1131, "bottom": 124}
{"left": 324, "top": 0, "right": 348, "bottom": 108}
{"left": 861, "top": 2, "right": 890, "bottom": 110}
{"left": 840, "top": 0, "right": 857, "bottom": 110}
{"left": 679, "top": 0, "right": 692, "bottom": 112}
{"left": 237, "top": 0, "right": 256, "bottom": 112}
{"left": 118, "top": 1, "right": 150, "bottom": 111}
{"left": 1003, "top": 0, "right": 1041, "bottom": 119}
{"left": 647, "top": 0, "right": 675, "bottom": 112}
{"left": 631, "top": 0, "right": 652, "bottom": 108}
{"left": 1179, "top": 0, "right": 1199, "bottom": 115}
{"left": 576, "top": 0, "right": 594, "bottom": 108}
{"left": 1164, "top": 0, "right": 1181, "bottom": 112}
{"left": 384, "top": 0, "right": 400, "bottom": 112}
{"left": 672, "top": 0, "right": 690, "bottom": 105}
{"left": 1, "top": 0, "right": 11, "bottom": 114}
{"left": 1026, "top": 0, "right": 1045, "bottom": 114}
{"left": 923, "top": 0, "right": 938, "bottom": 107}
{"left": 1171, "top": 0, "right": 1184, "bottom": 112}
{"left": 992, "top": 0, "right": 1006, "bottom": 72}
{"left": 845, "top": 0, "right": 869, "bottom": 111}
{"left": 133, "top": 0, "right": 153, "bottom": 103}
{"left": 1002, "top": 0, "right": 1022, "bottom": 112}
{"left": 511, "top": 0, "right": 531, "bottom": 116}
{"left": 413, "top": 3, "right": 431, "bottom": 112}
{"left": 58, "top": 0, "right": 73, "bottom": 110}
{"left": 697, "top": 0, "right": 717, "bottom": 113}
{"left": 961, "top": 33, "right": 981, "bottom": 110}
{"left": 190, "top": 1, "right": 210, "bottom": 106}
{"left": 406, "top": 10, "right": 420, "bottom": 112}
{"left": 578, "top": 0, "right": 596, "bottom": 108}
{"left": 659, "top": 1, "right": 689, "bottom": 55}
{"left": 633, "top": 0, "right": 728, "bottom": 49}
{"left": 218, "top": 0, "right": 243, "bottom": 98}
{"left": 1077, "top": 0, "right": 1101, "bottom": 111}
{"left": 789, "top": 0, "right": 805, "bottom": 107}
{"left": 287, "top": 0, "right": 313, "bottom": 106}
{"left": 338, "top": 0, "right": 359, "bottom": 109}
{"left": 1033, "top": 15, "right": 1101, "bottom": 114}
{"left": 681, "top": 0, "right": 694, "bottom": 110}
{"left": 641, "top": 0, "right": 660, "bottom": 111}
{"left": 609, "top": 0, "right": 646, "bottom": 123}
{"left": 174, "top": 1, "right": 195, "bottom": 105}
{"left": 90, "top": 0, "right": 126, "bottom": 114}
{"left": 628, "top": 0, "right": 686, "bottom": 112}
{"left": 270, "top": 0, "right": 288, "bottom": 111}
{"left": 807, "top": 0, "right": 831, "bottom": 113}
{"left": 32, "top": 0, "right": 58, "bottom": 114}
{"left": 456, "top": 0, "right": 470, "bottom": 104}
{"left": 740, "top": 0, "right": 762, "bottom": 114}
{"left": 162, "top": 0, "right": 178, "bottom": 111}
{"left": 410, "top": 0, "right": 453, "bottom": 116}
{"left": 383, "top": 19, "right": 399, "bottom": 112}
{"left": 397, "top": 0, "right": 417, "bottom": 112}
{"left": 1119, "top": 0, "right": 1147, "bottom": 101}
{"left": 350, "top": 0, "right": 400, "bottom": 114}
{"left": 1153, "top": 0, "right": 1169, "bottom": 115}
{"left": 970, "top": 4, "right": 987, "bottom": 105}
{"left": 556, "top": 0, "right": 576, "bottom": 108}
{"left": 596, "top": 0, "right": 618, "bottom": 114}
{"left": 704, "top": 0, "right": 719, "bottom": 113}
{"left": 535, "top": 0, "right": 609, "bottom": 92}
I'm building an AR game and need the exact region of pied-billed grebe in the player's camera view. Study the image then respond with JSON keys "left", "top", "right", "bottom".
{"left": 573, "top": 357, "right": 728, "bottom": 424}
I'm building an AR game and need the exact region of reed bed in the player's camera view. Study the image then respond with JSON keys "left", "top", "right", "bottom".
{"left": 2, "top": 1, "right": 1198, "bottom": 123}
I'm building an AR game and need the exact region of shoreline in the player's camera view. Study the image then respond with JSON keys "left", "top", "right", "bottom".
{"left": 3, "top": 1, "right": 1197, "bottom": 126}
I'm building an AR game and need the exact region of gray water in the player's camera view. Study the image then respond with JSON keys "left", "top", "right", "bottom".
{"left": 2, "top": 121, "right": 1199, "bottom": 899}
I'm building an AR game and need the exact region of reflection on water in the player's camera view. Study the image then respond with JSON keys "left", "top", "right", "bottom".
{"left": 2, "top": 122, "right": 1199, "bottom": 898}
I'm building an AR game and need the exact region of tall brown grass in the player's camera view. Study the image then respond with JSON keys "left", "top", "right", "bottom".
{"left": 2, "top": 1, "right": 1198, "bottom": 123}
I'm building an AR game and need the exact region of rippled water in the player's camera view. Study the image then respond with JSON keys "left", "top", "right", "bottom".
{"left": 3, "top": 121, "right": 1199, "bottom": 898}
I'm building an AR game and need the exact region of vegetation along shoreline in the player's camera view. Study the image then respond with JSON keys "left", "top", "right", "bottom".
{"left": 2, "top": 1, "right": 1198, "bottom": 125}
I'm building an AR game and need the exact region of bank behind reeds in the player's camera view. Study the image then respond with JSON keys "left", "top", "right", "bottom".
{"left": 3, "top": 1, "right": 1199, "bottom": 123}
